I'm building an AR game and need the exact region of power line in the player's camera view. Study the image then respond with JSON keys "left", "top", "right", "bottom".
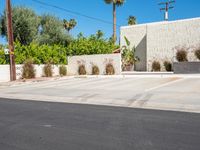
{"left": 158, "top": 0, "right": 176, "bottom": 21}
{"left": 31, "top": 0, "right": 120, "bottom": 27}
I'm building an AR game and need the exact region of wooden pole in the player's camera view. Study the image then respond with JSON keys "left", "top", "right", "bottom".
{"left": 6, "top": 0, "right": 16, "bottom": 81}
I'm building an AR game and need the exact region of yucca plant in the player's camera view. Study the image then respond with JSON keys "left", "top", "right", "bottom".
{"left": 59, "top": 65, "right": 67, "bottom": 76}
{"left": 152, "top": 61, "right": 161, "bottom": 72}
{"left": 44, "top": 62, "right": 53, "bottom": 77}
{"left": 176, "top": 49, "right": 188, "bottom": 62}
{"left": 164, "top": 61, "right": 172, "bottom": 72}
{"left": 92, "top": 65, "right": 100, "bottom": 75}
{"left": 106, "top": 63, "right": 115, "bottom": 75}
{"left": 22, "top": 59, "right": 35, "bottom": 79}
{"left": 195, "top": 49, "right": 200, "bottom": 60}
{"left": 78, "top": 64, "right": 86, "bottom": 75}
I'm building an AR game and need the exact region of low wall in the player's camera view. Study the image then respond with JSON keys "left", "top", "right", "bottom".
{"left": 173, "top": 62, "right": 200, "bottom": 74}
{"left": 0, "top": 65, "right": 67, "bottom": 82}
{"left": 68, "top": 54, "right": 121, "bottom": 75}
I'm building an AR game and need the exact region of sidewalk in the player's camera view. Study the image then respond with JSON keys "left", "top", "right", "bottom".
{"left": 0, "top": 75, "right": 200, "bottom": 113}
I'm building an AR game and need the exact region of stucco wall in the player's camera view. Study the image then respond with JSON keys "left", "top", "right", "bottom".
{"left": 120, "top": 25, "right": 147, "bottom": 71}
{"left": 0, "top": 65, "right": 67, "bottom": 82}
{"left": 68, "top": 54, "right": 121, "bottom": 75}
{"left": 147, "top": 18, "right": 200, "bottom": 71}
{"left": 120, "top": 17, "right": 200, "bottom": 71}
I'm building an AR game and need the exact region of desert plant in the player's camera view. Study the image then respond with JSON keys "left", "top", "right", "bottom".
{"left": 78, "top": 64, "right": 86, "bottom": 75}
{"left": 105, "top": 63, "right": 115, "bottom": 75}
{"left": 92, "top": 65, "right": 100, "bottom": 75}
{"left": 152, "top": 61, "right": 161, "bottom": 72}
{"left": 195, "top": 49, "right": 200, "bottom": 60}
{"left": 22, "top": 59, "right": 35, "bottom": 79}
{"left": 59, "top": 65, "right": 67, "bottom": 76}
{"left": 176, "top": 49, "right": 188, "bottom": 62}
{"left": 122, "top": 36, "right": 139, "bottom": 71}
{"left": 164, "top": 61, "right": 172, "bottom": 72}
{"left": 43, "top": 62, "right": 53, "bottom": 77}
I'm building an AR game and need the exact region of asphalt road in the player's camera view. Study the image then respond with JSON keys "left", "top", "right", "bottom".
{"left": 0, "top": 98, "right": 200, "bottom": 150}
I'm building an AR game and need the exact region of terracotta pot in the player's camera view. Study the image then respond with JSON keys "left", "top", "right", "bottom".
{"left": 124, "top": 64, "right": 134, "bottom": 71}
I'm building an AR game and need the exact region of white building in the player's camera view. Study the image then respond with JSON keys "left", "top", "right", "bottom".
{"left": 120, "top": 17, "right": 200, "bottom": 71}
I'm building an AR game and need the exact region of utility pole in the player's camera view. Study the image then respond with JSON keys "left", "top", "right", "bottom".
{"left": 159, "top": 0, "right": 175, "bottom": 21}
{"left": 6, "top": 0, "right": 16, "bottom": 81}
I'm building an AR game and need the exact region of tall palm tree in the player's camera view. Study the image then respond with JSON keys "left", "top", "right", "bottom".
{"left": 128, "top": 16, "right": 137, "bottom": 25}
{"left": 63, "top": 19, "right": 77, "bottom": 32}
{"left": 104, "top": 0, "right": 125, "bottom": 43}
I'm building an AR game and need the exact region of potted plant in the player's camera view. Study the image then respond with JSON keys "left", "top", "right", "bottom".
{"left": 121, "top": 36, "right": 139, "bottom": 71}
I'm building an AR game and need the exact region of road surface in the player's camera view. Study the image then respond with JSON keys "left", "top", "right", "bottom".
{"left": 0, "top": 98, "right": 200, "bottom": 150}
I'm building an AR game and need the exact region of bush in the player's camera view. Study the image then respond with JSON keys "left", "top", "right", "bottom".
{"left": 43, "top": 63, "right": 53, "bottom": 77}
{"left": 22, "top": 59, "right": 35, "bottom": 79}
{"left": 92, "top": 65, "right": 100, "bottom": 75}
{"left": 59, "top": 65, "right": 67, "bottom": 76}
{"left": 164, "top": 61, "right": 172, "bottom": 72}
{"left": 78, "top": 65, "right": 86, "bottom": 75}
{"left": 105, "top": 63, "right": 115, "bottom": 75}
{"left": 176, "top": 49, "right": 188, "bottom": 62}
{"left": 67, "top": 32, "right": 119, "bottom": 56}
{"left": 195, "top": 49, "right": 200, "bottom": 60}
{"left": 152, "top": 61, "right": 161, "bottom": 72}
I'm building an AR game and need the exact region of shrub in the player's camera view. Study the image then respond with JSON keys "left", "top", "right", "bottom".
{"left": 59, "top": 65, "right": 67, "bottom": 76}
{"left": 195, "top": 49, "right": 200, "bottom": 60}
{"left": 152, "top": 61, "right": 161, "bottom": 72}
{"left": 105, "top": 63, "right": 115, "bottom": 75}
{"left": 78, "top": 64, "right": 86, "bottom": 75}
{"left": 22, "top": 59, "right": 35, "bottom": 79}
{"left": 43, "top": 62, "right": 53, "bottom": 77}
{"left": 92, "top": 65, "right": 100, "bottom": 75}
{"left": 176, "top": 49, "right": 188, "bottom": 62}
{"left": 164, "top": 61, "right": 172, "bottom": 72}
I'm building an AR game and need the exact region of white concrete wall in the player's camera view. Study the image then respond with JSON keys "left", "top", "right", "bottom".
{"left": 120, "top": 25, "right": 147, "bottom": 71}
{"left": 146, "top": 18, "right": 200, "bottom": 71}
{"left": 0, "top": 65, "right": 67, "bottom": 82}
{"left": 120, "top": 17, "right": 200, "bottom": 71}
{"left": 68, "top": 54, "right": 121, "bottom": 75}
{"left": 0, "top": 65, "right": 10, "bottom": 82}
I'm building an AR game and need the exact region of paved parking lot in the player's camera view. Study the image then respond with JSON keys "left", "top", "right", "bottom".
{"left": 0, "top": 76, "right": 200, "bottom": 112}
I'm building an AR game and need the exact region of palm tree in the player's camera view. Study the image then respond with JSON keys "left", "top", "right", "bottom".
{"left": 96, "top": 30, "right": 104, "bottom": 39}
{"left": 128, "top": 16, "right": 137, "bottom": 25}
{"left": 63, "top": 19, "right": 77, "bottom": 32}
{"left": 104, "top": 0, "right": 125, "bottom": 43}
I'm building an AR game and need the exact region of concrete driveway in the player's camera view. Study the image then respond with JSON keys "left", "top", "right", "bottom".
{"left": 0, "top": 76, "right": 200, "bottom": 113}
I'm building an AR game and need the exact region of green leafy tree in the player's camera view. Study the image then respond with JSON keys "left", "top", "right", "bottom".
{"left": 63, "top": 19, "right": 77, "bottom": 32}
{"left": 0, "top": 6, "right": 40, "bottom": 45}
{"left": 104, "top": 0, "right": 125, "bottom": 43}
{"left": 128, "top": 16, "right": 137, "bottom": 25}
{"left": 36, "top": 15, "right": 71, "bottom": 46}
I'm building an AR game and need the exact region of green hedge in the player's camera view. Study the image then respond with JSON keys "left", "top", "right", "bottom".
{"left": 0, "top": 41, "right": 67, "bottom": 65}
{"left": 0, "top": 36, "right": 118, "bottom": 65}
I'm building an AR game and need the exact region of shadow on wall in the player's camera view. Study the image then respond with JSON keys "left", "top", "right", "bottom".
{"left": 135, "top": 35, "right": 147, "bottom": 71}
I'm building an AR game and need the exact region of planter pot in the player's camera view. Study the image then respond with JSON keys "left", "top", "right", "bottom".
{"left": 173, "top": 62, "right": 200, "bottom": 74}
{"left": 123, "top": 64, "right": 134, "bottom": 71}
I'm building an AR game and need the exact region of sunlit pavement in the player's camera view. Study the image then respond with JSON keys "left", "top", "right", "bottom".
{"left": 0, "top": 75, "right": 200, "bottom": 113}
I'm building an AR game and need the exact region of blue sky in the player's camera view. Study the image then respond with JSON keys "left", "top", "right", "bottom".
{"left": 0, "top": 0, "right": 200, "bottom": 44}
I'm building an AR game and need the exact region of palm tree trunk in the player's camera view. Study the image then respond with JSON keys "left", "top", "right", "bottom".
{"left": 113, "top": 3, "right": 116, "bottom": 43}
